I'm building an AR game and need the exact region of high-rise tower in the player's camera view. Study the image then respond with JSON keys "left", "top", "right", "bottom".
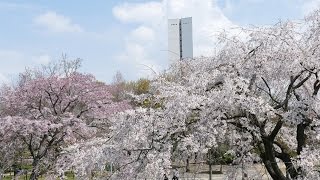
{"left": 168, "top": 17, "right": 193, "bottom": 62}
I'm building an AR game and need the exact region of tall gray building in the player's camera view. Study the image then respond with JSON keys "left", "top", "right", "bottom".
{"left": 168, "top": 17, "right": 193, "bottom": 62}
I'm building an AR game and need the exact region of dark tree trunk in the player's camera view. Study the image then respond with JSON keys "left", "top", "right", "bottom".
{"left": 260, "top": 138, "right": 287, "bottom": 180}
{"left": 30, "top": 159, "right": 40, "bottom": 180}
{"left": 297, "top": 122, "right": 309, "bottom": 155}
{"left": 30, "top": 171, "right": 38, "bottom": 180}
{"left": 209, "top": 163, "right": 212, "bottom": 180}
{"left": 186, "top": 156, "right": 190, "bottom": 172}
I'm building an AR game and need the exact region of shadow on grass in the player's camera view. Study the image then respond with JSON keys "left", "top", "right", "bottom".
{"left": 198, "top": 170, "right": 223, "bottom": 174}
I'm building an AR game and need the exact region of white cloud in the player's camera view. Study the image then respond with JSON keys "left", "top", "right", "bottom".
{"left": 131, "top": 26, "right": 155, "bottom": 42}
{"left": 113, "top": 2, "right": 164, "bottom": 24}
{"left": 116, "top": 42, "right": 160, "bottom": 78}
{"left": 0, "top": 73, "right": 9, "bottom": 84}
{"left": 0, "top": 50, "right": 26, "bottom": 84}
{"left": 117, "top": 42, "right": 146, "bottom": 62}
{"left": 34, "top": 11, "right": 83, "bottom": 33}
{"left": 32, "top": 54, "right": 51, "bottom": 65}
{"left": 0, "top": 50, "right": 53, "bottom": 76}
{"left": 222, "top": 0, "right": 234, "bottom": 15}
{"left": 302, "top": 0, "right": 320, "bottom": 15}
{"left": 113, "top": 0, "right": 241, "bottom": 75}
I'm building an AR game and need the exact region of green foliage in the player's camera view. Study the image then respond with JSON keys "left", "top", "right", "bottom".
{"left": 20, "top": 164, "right": 32, "bottom": 170}
{"left": 139, "top": 97, "right": 163, "bottom": 109}
{"left": 222, "top": 152, "right": 234, "bottom": 164}
{"left": 64, "top": 171, "right": 75, "bottom": 179}
{"left": 207, "top": 143, "right": 234, "bottom": 165}
{"left": 125, "top": 78, "right": 150, "bottom": 95}
{"left": 111, "top": 77, "right": 151, "bottom": 102}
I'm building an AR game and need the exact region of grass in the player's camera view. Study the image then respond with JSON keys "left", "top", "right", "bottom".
{"left": 3, "top": 171, "right": 75, "bottom": 180}
{"left": 199, "top": 170, "right": 223, "bottom": 174}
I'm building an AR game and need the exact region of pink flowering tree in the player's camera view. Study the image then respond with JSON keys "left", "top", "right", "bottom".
{"left": 0, "top": 116, "right": 24, "bottom": 180}
{"left": 0, "top": 60, "right": 130, "bottom": 180}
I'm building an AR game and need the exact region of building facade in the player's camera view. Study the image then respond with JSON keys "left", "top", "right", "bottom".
{"left": 168, "top": 17, "right": 193, "bottom": 62}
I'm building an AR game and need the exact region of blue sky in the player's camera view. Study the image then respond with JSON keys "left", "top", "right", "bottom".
{"left": 0, "top": 0, "right": 318, "bottom": 84}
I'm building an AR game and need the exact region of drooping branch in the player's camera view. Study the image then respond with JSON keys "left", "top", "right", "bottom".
{"left": 261, "top": 77, "right": 281, "bottom": 105}
{"left": 273, "top": 70, "right": 310, "bottom": 110}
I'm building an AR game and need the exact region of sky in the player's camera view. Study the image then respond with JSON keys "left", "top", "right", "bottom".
{"left": 0, "top": 0, "right": 319, "bottom": 84}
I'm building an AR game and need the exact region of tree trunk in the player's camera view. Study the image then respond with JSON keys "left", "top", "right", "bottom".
{"left": 30, "top": 170, "right": 39, "bottom": 180}
{"left": 186, "top": 156, "right": 190, "bottom": 172}
{"left": 261, "top": 139, "right": 287, "bottom": 180}
{"left": 0, "top": 169, "right": 3, "bottom": 180}
{"left": 30, "top": 159, "right": 40, "bottom": 180}
{"left": 297, "top": 122, "right": 309, "bottom": 155}
{"left": 209, "top": 164, "right": 212, "bottom": 180}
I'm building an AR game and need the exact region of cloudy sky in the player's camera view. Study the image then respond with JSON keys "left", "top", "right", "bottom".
{"left": 0, "top": 0, "right": 318, "bottom": 84}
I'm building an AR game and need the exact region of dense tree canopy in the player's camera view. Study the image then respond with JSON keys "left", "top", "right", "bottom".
{"left": 63, "top": 10, "right": 320, "bottom": 180}
{"left": 0, "top": 60, "right": 130, "bottom": 180}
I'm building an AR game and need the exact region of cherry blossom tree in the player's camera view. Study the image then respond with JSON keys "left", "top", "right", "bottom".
{"left": 0, "top": 116, "right": 24, "bottom": 180}
{"left": 67, "top": 10, "right": 320, "bottom": 180}
{"left": 0, "top": 59, "right": 130, "bottom": 180}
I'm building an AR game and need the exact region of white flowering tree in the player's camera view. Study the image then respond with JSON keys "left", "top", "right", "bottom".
{"left": 59, "top": 11, "right": 320, "bottom": 180}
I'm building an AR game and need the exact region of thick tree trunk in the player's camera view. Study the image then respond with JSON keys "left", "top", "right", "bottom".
{"left": 30, "top": 159, "right": 40, "bottom": 180}
{"left": 297, "top": 122, "right": 309, "bottom": 155}
{"left": 30, "top": 170, "right": 39, "bottom": 180}
{"left": 260, "top": 138, "right": 287, "bottom": 180}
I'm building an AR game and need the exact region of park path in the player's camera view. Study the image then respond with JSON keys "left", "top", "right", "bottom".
{"left": 171, "top": 164, "right": 283, "bottom": 180}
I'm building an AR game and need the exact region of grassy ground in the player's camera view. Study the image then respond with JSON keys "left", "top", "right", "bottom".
{"left": 3, "top": 172, "right": 75, "bottom": 180}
